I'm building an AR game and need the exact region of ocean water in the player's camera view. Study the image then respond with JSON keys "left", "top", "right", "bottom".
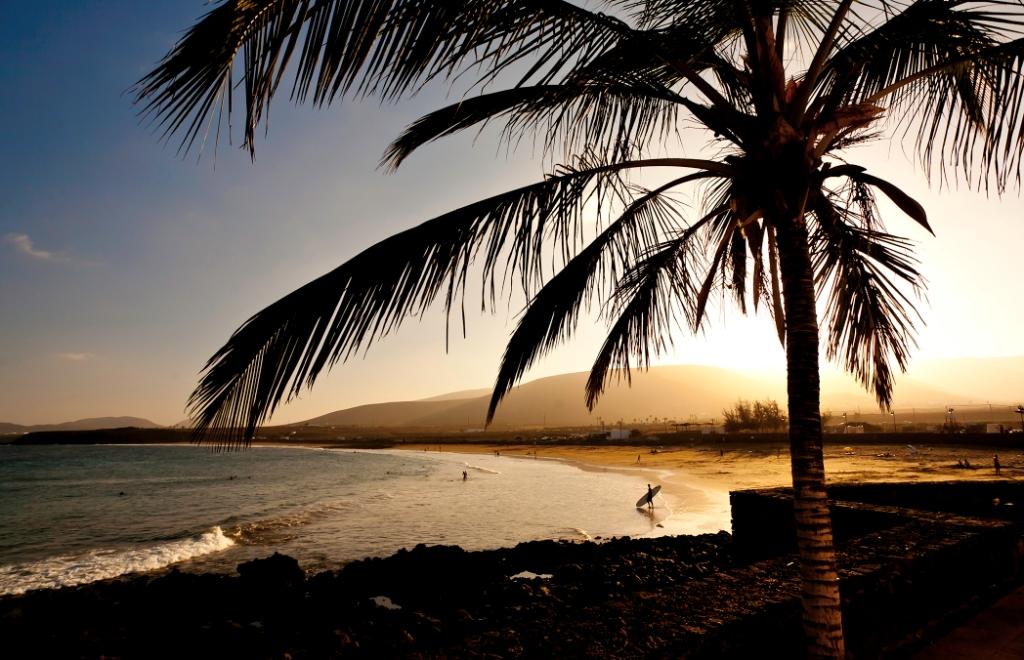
{"left": 0, "top": 445, "right": 724, "bottom": 596}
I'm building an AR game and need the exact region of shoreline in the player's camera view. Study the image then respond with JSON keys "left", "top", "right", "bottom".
{"left": 400, "top": 440, "right": 1020, "bottom": 483}
{"left": 2, "top": 442, "right": 1016, "bottom": 597}
{"left": 4, "top": 445, "right": 709, "bottom": 596}
{"left": 393, "top": 445, "right": 736, "bottom": 538}
{"left": 395, "top": 442, "right": 1021, "bottom": 542}
{"left": 4, "top": 476, "right": 1020, "bottom": 657}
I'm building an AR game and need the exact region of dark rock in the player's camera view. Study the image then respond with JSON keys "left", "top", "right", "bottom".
{"left": 237, "top": 552, "right": 304, "bottom": 591}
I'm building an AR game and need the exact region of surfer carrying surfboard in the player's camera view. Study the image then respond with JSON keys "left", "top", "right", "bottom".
{"left": 635, "top": 484, "right": 661, "bottom": 510}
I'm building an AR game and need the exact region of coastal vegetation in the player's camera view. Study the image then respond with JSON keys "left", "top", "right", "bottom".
{"left": 135, "top": 1, "right": 1024, "bottom": 655}
{"left": 722, "top": 398, "right": 787, "bottom": 432}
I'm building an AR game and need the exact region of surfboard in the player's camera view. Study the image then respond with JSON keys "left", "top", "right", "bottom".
{"left": 636, "top": 485, "right": 661, "bottom": 508}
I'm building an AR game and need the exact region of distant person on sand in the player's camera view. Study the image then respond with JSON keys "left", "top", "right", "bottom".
{"left": 637, "top": 454, "right": 641, "bottom": 464}
{"left": 462, "top": 470, "right": 468, "bottom": 481}
{"left": 646, "top": 484, "right": 655, "bottom": 510}
{"left": 994, "top": 455, "right": 1001, "bottom": 475}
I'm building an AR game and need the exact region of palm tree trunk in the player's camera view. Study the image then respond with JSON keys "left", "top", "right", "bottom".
{"left": 775, "top": 218, "right": 846, "bottom": 659}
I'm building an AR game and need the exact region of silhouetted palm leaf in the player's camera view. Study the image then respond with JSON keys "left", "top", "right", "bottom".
{"left": 824, "top": 165, "right": 933, "bottom": 234}
{"left": 584, "top": 233, "right": 698, "bottom": 409}
{"left": 584, "top": 200, "right": 733, "bottom": 407}
{"left": 135, "top": 0, "right": 636, "bottom": 154}
{"left": 382, "top": 81, "right": 686, "bottom": 170}
{"left": 487, "top": 175, "right": 721, "bottom": 421}
{"left": 815, "top": 2, "right": 1024, "bottom": 188}
{"left": 188, "top": 155, "right": 729, "bottom": 446}
{"left": 810, "top": 191, "right": 924, "bottom": 408}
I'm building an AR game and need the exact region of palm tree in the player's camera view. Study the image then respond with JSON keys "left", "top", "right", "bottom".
{"left": 134, "top": 2, "right": 1024, "bottom": 656}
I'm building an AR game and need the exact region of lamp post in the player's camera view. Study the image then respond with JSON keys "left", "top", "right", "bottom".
{"left": 842, "top": 412, "right": 847, "bottom": 433}
{"left": 891, "top": 411, "right": 897, "bottom": 434}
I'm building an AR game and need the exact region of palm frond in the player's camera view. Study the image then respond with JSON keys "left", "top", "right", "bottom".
{"left": 823, "top": 165, "right": 933, "bottom": 233}
{"left": 487, "top": 174, "right": 714, "bottom": 422}
{"left": 766, "top": 225, "right": 787, "bottom": 346}
{"left": 584, "top": 233, "right": 700, "bottom": 410}
{"left": 134, "top": 0, "right": 634, "bottom": 155}
{"left": 815, "top": 2, "right": 1024, "bottom": 190}
{"left": 186, "top": 158, "right": 608, "bottom": 446}
{"left": 188, "top": 156, "right": 731, "bottom": 446}
{"left": 381, "top": 81, "right": 685, "bottom": 170}
{"left": 584, "top": 197, "right": 733, "bottom": 408}
{"left": 727, "top": 219, "right": 749, "bottom": 313}
{"left": 693, "top": 215, "right": 737, "bottom": 329}
{"left": 810, "top": 190, "right": 925, "bottom": 408}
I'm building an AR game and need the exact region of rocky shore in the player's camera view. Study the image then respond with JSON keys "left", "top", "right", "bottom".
{"left": 1, "top": 533, "right": 742, "bottom": 659}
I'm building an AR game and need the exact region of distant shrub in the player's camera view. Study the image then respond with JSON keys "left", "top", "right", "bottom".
{"left": 723, "top": 399, "right": 786, "bottom": 432}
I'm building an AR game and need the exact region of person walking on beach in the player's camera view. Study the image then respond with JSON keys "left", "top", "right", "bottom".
{"left": 994, "top": 455, "right": 1001, "bottom": 475}
{"left": 462, "top": 470, "right": 468, "bottom": 481}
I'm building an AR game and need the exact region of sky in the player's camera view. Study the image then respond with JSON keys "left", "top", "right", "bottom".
{"left": 1, "top": 2, "right": 1022, "bottom": 426}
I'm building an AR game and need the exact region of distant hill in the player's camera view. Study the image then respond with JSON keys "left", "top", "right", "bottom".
{"left": 303, "top": 400, "right": 477, "bottom": 427}
{"left": 298, "top": 360, "right": 1003, "bottom": 430}
{"left": 0, "top": 416, "right": 161, "bottom": 435}
{"left": 6, "top": 357, "right": 1018, "bottom": 436}
{"left": 12, "top": 428, "right": 192, "bottom": 445}
{"left": 418, "top": 388, "right": 492, "bottom": 402}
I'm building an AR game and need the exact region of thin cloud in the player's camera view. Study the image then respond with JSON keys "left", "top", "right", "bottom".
{"left": 5, "top": 232, "right": 60, "bottom": 261}
{"left": 54, "top": 352, "right": 96, "bottom": 362}
{"left": 4, "top": 232, "right": 101, "bottom": 266}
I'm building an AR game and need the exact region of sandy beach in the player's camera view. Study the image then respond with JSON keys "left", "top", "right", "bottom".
{"left": 420, "top": 441, "right": 1020, "bottom": 487}
{"left": 412, "top": 441, "right": 1021, "bottom": 534}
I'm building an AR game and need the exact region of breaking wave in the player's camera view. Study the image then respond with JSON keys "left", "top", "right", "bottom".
{"left": 463, "top": 462, "right": 500, "bottom": 475}
{"left": 0, "top": 527, "right": 235, "bottom": 596}
{"left": 227, "top": 501, "right": 353, "bottom": 545}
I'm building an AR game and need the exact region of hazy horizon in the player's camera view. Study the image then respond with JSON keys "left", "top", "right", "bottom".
{"left": 4, "top": 355, "right": 1022, "bottom": 428}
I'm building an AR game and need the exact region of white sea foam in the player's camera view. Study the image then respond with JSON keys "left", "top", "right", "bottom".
{"left": 0, "top": 527, "right": 235, "bottom": 596}
{"left": 570, "top": 527, "right": 593, "bottom": 540}
{"left": 510, "top": 570, "right": 553, "bottom": 580}
{"left": 228, "top": 501, "right": 352, "bottom": 544}
{"left": 463, "top": 462, "right": 500, "bottom": 475}
{"left": 370, "top": 595, "right": 402, "bottom": 610}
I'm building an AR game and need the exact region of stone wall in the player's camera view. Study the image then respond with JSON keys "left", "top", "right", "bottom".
{"left": 722, "top": 481, "right": 1024, "bottom": 657}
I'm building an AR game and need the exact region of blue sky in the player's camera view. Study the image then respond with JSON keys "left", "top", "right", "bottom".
{"left": 2, "top": 2, "right": 1022, "bottom": 425}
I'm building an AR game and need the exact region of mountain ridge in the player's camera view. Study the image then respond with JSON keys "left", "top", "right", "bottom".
{"left": 0, "top": 416, "right": 161, "bottom": 435}
{"left": 296, "top": 358, "right": 1023, "bottom": 429}
{"left": 7, "top": 358, "right": 1020, "bottom": 432}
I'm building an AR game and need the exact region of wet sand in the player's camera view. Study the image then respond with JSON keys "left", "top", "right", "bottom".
{"left": 415, "top": 442, "right": 1020, "bottom": 528}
